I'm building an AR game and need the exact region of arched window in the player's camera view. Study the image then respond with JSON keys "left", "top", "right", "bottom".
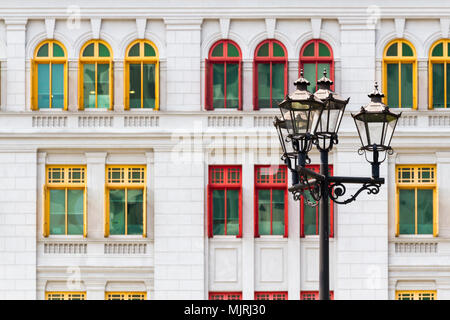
{"left": 253, "top": 39, "right": 288, "bottom": 109}
{"left": 382, "top": 39, "right": 417, "bottom": 109}
{"left": 79, "top": 40, "right": 113, "bottom": 109}
{"left": 429, "top": 39, "right": 450, "bottom": 109}
{"left": 31, "top": 40, "right": 67, "bottom": 110}
{"left": 299, "top": 39, "right": 334, "bottom": 92}
{"left": 205, "top": 40, "right": 242, "bottom": 110}
{"left": 125, "top": 40, "right": 159, "bottom": 110}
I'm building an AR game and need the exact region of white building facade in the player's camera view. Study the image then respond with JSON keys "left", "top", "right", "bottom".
{"left": 0, "top": 0, "right": 449, "bottom": 300}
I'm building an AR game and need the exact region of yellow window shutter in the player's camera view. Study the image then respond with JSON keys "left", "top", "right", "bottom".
{"left": 83, "top": 186, "right": 87, "bottom": 238}
{"left": 395, "top": 187, "right": 400, "bottom": 237}
{"left": 64, "top": 62, "right": 68, "bottom": 111}
{"left": 109, "top": 61, "right": 114, "bottom": 110}
{"left": 155, "top": 61, "right": 160, "bottom": 110}
{"left": 143, "top": 186, "right": 147, "bottom": 238}
{"left": 124, "top": 62, "right": 129, "bottom": 110}
{"left": 43, "top": 185, "right": 49, "bottom": 237}
{"left": 434, "top": 187, "right": 439, "bottom": 237}
{"left": 104, "top": 185, "right": 109, "bottom": 237}
{"left": 78, "top": 63, "right": 84, "bottom": 110}
{"left": 31, "top": 60, "right": 38, "bottom": 110}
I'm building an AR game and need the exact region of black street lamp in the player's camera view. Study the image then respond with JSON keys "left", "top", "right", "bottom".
{"left": 274, "top": 71, "right": 401, "bottom": 300}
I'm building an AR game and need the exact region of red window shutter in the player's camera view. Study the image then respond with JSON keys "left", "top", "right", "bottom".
{"left": 205, "top": 59, "right": 213, "bottom": 110}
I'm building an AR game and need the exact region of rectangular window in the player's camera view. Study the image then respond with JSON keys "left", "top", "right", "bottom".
{"left": 208, "top": 166, "right": 242, "bottom": 237}
{"left": 43, "top": 166, "right": 87, "bottom": 237}
{"left": 396, "top": 165, "right": 438, "bottom": 236}
{"left": 300, "top": 165, "right": 334, "bottom": 237}
{"left": 396, "top": 290, "right": 436, "bottom": 300}
{"left": 209, "top": 292, "right": 242, "bottom": 300}
{"left": 300, "top": 291, "right": 334, "bottom": 300}
{"left": 255, "top": 165, "right": 287, "bottom": 237}
{"left": 105, "top": 292, "right": 147, "bottom": 300}
{"left": 105, "top": 166, "right": 147, "bottom": 237}
{"left": 254, "top": 292, "right": 288, "bottom": 300}
{"left": 46, "top": 292, "right": 86, "bottom": 300}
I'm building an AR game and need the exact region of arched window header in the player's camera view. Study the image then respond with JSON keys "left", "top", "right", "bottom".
{"left": 126, "top": 39, "right": 158, "bottom": 59}
{"left": 209, "top": 39, "right": 241, "bottom": 60}
{"left": 429, "top": 39, "right": 450, "bottom": 109}
{"left": 34, "top": 40, "right": 67, "bottom": 59}
{"left": 299, "top": 39, "right": 334, "bottom": 92}
{"left": 80, "top": 40, "right": 112, "bottom": 59}
{"left": 254, "top": 39, "right": 287, "bottom": 60}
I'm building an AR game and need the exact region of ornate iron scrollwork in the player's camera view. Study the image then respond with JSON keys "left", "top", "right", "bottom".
{"left": 328, "top": 182, "right": 381, "bottom": 205}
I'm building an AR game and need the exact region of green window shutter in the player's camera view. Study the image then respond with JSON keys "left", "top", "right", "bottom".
{"left": 212, "top": 189, "right": 225, "bottom": 235}
{"left": 212, "top": 63, "right": 225, "bottom": 108}
{"left": 143, "top": 64, "right": 156, "bottom": 109}
{"left": 401, "top": 63, "right": 413, "bottom": 108}
{"left": 83, "top": 64, "right": 96, "bottom": 108}
{"left": 258, "top": 189, "right": 271, "bottom": 235}
{"left": 226, "top": 63, "right": 239, "bottom": 109}
{"left": 387, "top": 63, "right": 399, "bottom": 108}
{"left": 129, "top": 63, "right": 141, "bottom": 108}
{"left": 49, "top": 189, "right": 65, "bottom": 235}
{"left": 97, "top": 64, "right": 110, "bottom": 108}
{"left": 127, "top": 189, "right": 144, "bottom": 235}
{"left": 271, "top": 189, "right": 285, "bottom": 235}
{"left": 37, "top": 64, "right": 50, "bottom": 108}
{"left": 109, "top": 189, "right": 126, "bottom": 235}
{"left": 399, "top": 189, "right": 415, "bottom": 234}
{"left": 432, "top": 64, "right": 445, "bottom": 108}
{"left": 417, "top": 189, "right": 433, "bottom": 234}
{"left": 226, "top": 189, "right": 240, "bottom": 236}
{"left": 51, "top": 64, "right": 64, "bottom": 109}
{"left": 257, "top": 63, "right": 271, "bottom": 108}
{"left": 271, "top": 63, "right": 285, "bottom": 107}
{"left": 67, "top": 189, "right": 84, "bottom": 235}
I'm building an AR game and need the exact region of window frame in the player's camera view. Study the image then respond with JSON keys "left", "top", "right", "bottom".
{"left": 382, "top": 39, "right": 417, "bottom": 109}
{"left": 78, "top": 40, "right": 114, "bottom": 110}
{"left": 209, "top": 292, "right": 242, "bottom": 300}
{"left": 254, "top": 165, "right": 288, "bottom": 237}
{"left": 105, "top": 292, "right": 147, "bottom": 300}
{"left": 45, "top": 291, "right": 86, "bottom": 300}
{"left": 428, "top": 39, "right": 450, "bottom": 109}
{"left": 31, "top": 40, "right": 68, "bottom": 110}
{"left": 254, "top": 292, "right": 288, "bottom": 300}
{"left": 396, "top": 290, "right": 436, "bottom": 300}
{"left": 104, "top": 165, "right": 147, "bottom": 237}
{"left": 299, "top": 39, "right": 334, "bottom": 92}
{"left": 124, "top": 39, "right": 159, "bottom": 110}
{"left": 300, "top": 291, "right": 334, "bottom": 300}
{"left": 395, "top": 165, "right": 438, "bottom": 237}
{"left": 207, "top": 165, "right": 242, "bottom": 238}
{"left": 253, "top": 39, "right": 288, "bottom": 110}
{"left": 43, "top": 165, "right": 87, "bottom": 237}
{"left": 300, "top": 165, "right": 334, "bottom": 238}
{"left": 205, "top": 39, "right": 242, "bottom": 110}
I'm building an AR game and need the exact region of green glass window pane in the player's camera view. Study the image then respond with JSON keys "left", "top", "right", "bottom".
{"left": 49, "top": 189, "right": 65, "bottom": 235}
{"left": 129, "top": 63, "right": 141, "bottom": 108}
{"left": 211, "top": 43, "right": 223, "bottom": 57}
{"left": 257, "top": 63, "right": 271, "bottom": 108}
{"left": 401, "top": 63, "right": 413, "bottom": 108}
{"left": 318, "top": 43, "right": 330, "bottom": 57}
{"left": 432, "top": 43, "right": 443, "bottom": 57}
{"left": 386, "top": 43, "right": 398, "bottom": 56}
{"left": 303, "top": 43, "right": 315, "bottom": 56}
{"left": 447, "top": 64, "right": 450, "bottom": 108}
{"left": 53, "top": 43, "right": 65, "bottom": 57}
{"left": 273, "top": 43, "right": 285, "bottom": 57}
{"left": 226, "top": 63, "right": 239, "bottom": 109}
{"left": 212, "top": 189, "right": 225, "bottom": 235}
{"left": 303, "top": 192, "right": 317, "bottom": 235}
{"left": 144, "top": 43, "right": 156, "bottom": 57}
{"left": 432, "top": 64, "right": 445, "bottom": 108}
{"left": 303, "top": 63, "right": 316, "bottom": 93}
{"left": 127, "top": 189, "right": 143, "bottom": 235}
{"left": 226, "top": 189, "right": 240, "bottom": 236}
{"left": 402, "top": 43, "right": 413, "bottom": 57}
{"left": 417, "top": 189, "right": 433, "bottom": 234}
{"left": 83, "top": 43, "right": 94, "bottom": 57}
{"left": 99, "top": 43, "right": 110, "bottom": 57}
{"left": 258, "top": 189, "right": 271, "bottom": 235}
{"left": 37, "top": 44, "right": 49, "bottom": 57}
{"left": 213, "top": 63, "right": 225, "bottom": 108}
{"left": 143, "top": 64, "right": 155, "bottom": 109}
{"left": 67, "top": 189, "right": 83, "bottom": 235}
{"left": 399, "top": 189, "right": 415, "bottom": 234}
{"left": 83, "top": 64, "right": 96, "bottom": 108}
{"left": 227, "top": 43, "right": 239, "bottom": 57}
{"left": 97, "top": 64, "right": 110, "bottom": 108}
{"left": 272, "top": 189, "right": 285, "bottom": 235}
{"left": 37, "top": 64, "right": 50, "bottom": 108}
{"left": 272, "top": 63, "right": 285, "bottom": 107}
{"left": 128, "top": 43, "right": 140, "bottom": 57}
{"left": 318, "top": 63, "right": 330, "bottom": 83}
{"left": 110, "top": 189, "right": 125, "bottom": 235}
{"left": 51, "top": 64, "right": 64, "bottom": 108}
{"left": 257, "top": 43, "right": 269, "bottom": 57}
{"left": 387, "top": 63, "right": 399, "bottom": 108}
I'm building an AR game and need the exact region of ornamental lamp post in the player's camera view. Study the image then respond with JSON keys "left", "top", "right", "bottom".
{"left": 273, "top": 70, "right": 401, "bottom": 300}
